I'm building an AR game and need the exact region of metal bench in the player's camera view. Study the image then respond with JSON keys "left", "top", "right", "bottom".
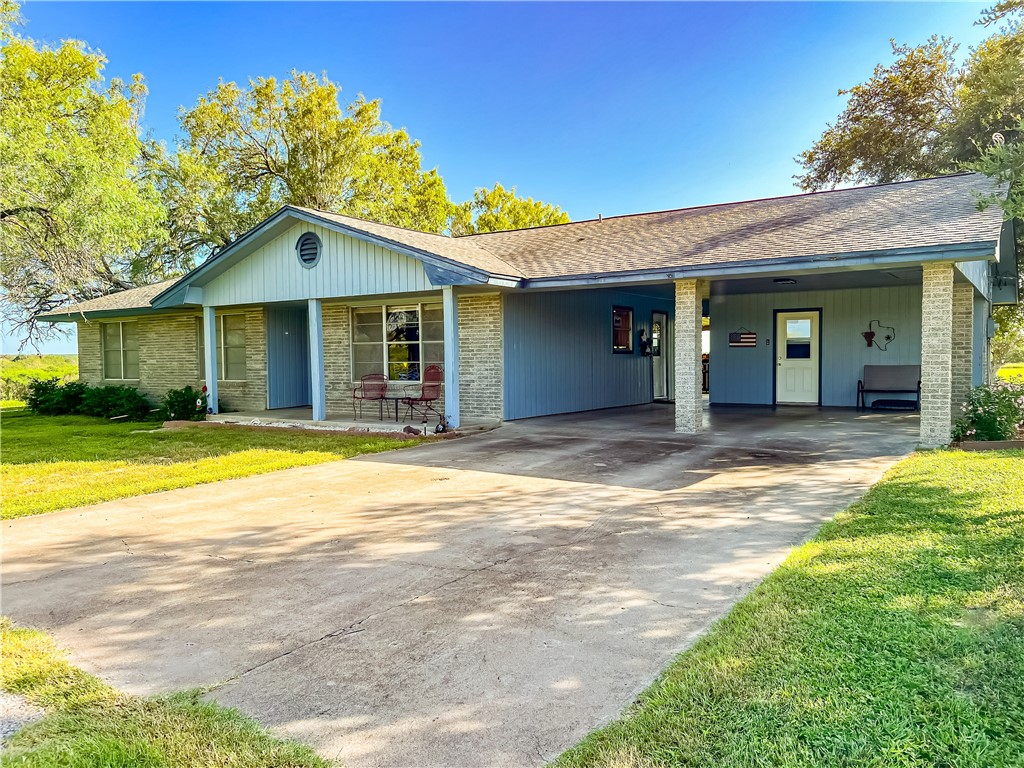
{"left": 857, "top": 364, "right": 921, "bottom": 410}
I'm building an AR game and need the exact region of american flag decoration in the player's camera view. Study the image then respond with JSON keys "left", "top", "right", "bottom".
{"left": 729, "top": 329, "right": 757, "bottom": 348}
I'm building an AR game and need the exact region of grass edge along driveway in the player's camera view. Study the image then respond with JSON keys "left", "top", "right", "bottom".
{"left": 0, "top": 619, "right": 330, "bottom": 767}
{"left": 2, "top": 408, "right": 425, "bottom": 519}
{"left": 554, "top": 449, "right": 1024, "bottom": 768}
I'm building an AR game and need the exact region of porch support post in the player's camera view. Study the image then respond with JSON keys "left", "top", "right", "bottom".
{"left": 951, "top": 281, "right": 975, "bottom": 408}
{"left": 202, "top": 305, "right": 219, "bottom": 415}
{"left": 920, "top": 263, "right": 955, "bottom": 447}
{"left": 442, "top": 285, "right": 460, "bottom": 429}
{"left": 674, "top": 278, "right": 704, "bottom": 433}
{"left": 308, "top": 298, "right": 326, "bottom": 421}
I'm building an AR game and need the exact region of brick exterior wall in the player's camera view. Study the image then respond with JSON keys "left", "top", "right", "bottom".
{"left": 458, "top": 293, "right": 503, "bottom": 422}
{"left": 920, "top": 263, "right": 955, "bottom": 447}
{"left": 323, "top": 302, "right": 352, "bottom": 417}
{"left": 674, "top": 278, "right": 704, "bottom": 433}
{"left": 76, "top": 307, "right": 267, "bottom": 412}
{"left": 951, "top": 282, "right": 975, "bottom": 409}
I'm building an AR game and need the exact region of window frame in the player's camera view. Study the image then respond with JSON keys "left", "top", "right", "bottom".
{"left": 611, "top": 305, "right": 634, "bottom": 354}
{"left": 197, "top": 313, "right": 248, "bottom": 382}
{"left": 349, "top": 302, "right": 444, "bottom": 383}
{"left": 100, "top": 321, "right": 140, "bottom": 381}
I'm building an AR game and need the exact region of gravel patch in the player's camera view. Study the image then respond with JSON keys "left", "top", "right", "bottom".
{"left": 0, "top": 691, "right": 44, "bottom": 747}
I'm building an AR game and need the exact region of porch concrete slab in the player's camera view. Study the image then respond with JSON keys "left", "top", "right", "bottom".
{"left": 2, "top": 407, "right": 917, "bottom": 767}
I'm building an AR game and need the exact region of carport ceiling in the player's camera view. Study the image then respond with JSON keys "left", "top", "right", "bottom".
{"left": 710, "top": 267, "right": 923, "bottom": 295}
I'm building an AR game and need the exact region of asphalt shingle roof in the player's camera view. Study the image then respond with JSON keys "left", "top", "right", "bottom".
{"left": 292, "top": 207, "right": 526, "bottom": 278}
{"left": 42, "top": 174, "right": 1005, "bottom": 319}
{"left": 42, "top": 278, "right": 180, "bottom": 316}
{"left": 462, "top": 173, "right": 1005, "bottom": 279}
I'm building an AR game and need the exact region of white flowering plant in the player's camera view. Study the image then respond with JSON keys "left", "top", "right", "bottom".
{"left": 952, "top": 380, "right": 1024, "bottom": 442}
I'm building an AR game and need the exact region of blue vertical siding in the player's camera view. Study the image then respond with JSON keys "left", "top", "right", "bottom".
{"left": 710, "top": 285, "right": 923, "bottom": 407}
{"left": 267, "top": 306, "right": 312, "bottom": 408}
{"left": 503, "top": 288, "right": 673, "bottom": 420}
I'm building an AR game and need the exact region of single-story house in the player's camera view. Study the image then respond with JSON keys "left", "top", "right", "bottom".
{"left": 41, "top": 173, "right": 1018, "bottom": 447}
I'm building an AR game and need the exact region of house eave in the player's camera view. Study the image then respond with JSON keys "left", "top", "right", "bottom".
{"left": 517, "top": 241, "right": 999, "bottom": 289}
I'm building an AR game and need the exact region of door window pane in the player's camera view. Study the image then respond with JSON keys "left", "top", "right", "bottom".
{"left": 786, "top": 319, "right": 811, "bottom": 339}
{"left": 785, "top": 318, "right": 812, "bottom": 359}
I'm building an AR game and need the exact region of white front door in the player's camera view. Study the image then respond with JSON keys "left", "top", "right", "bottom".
{"left": 775, "top": 310, "right": 819, "bottom": 405}
{"left": 652, "top": 311, "right": 668, "bottom": 400}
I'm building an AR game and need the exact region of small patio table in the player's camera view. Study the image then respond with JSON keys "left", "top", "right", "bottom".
{"left": 384, "top": 395, "right": 404, "bottom": 422}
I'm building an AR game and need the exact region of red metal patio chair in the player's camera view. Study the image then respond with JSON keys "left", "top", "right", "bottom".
{"left": 353, "top": 373, "right": 389, "bottom": 420}
{"left": 402, "top": 365, "right": 443, "bottom": 424}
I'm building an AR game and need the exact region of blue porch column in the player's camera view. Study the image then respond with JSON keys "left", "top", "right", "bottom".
{"left": 442, "top": 285, "right": 460, "bottom": 428}
{"left": 202, "top": 305, "right": 219, "bottom": 414}
{"left": 308, "top": 298, "right": 326, "bottom": 421}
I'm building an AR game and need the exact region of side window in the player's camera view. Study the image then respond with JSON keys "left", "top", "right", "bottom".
{"left": 101, "top": 321, "right": 139, "bottom": 379}
{"left": 612, "top": 306, "right": 633, "bottom": 353}
{"left": 222, "top": 314, "right": 247, "bottom": 380}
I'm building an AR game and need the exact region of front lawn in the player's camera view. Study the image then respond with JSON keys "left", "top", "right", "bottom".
{"left": 1, "top": 408, "right": 423, "bottom": 519}
{"left": 997, "top": 363, "right": 1024, "bottom": 381}
{"left": 556, "top": 449, "right": 1024, "bottom": 768}
{"left": 0, "top": 619, "right": 329, "bottom": 767}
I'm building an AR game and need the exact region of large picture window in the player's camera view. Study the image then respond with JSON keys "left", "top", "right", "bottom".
{"left": 197, "top": 314, "right": 247, "bottom": 381}
{"left": 611, "top": 306, "right": 633, "bottom": 353}
{"left": 351, "top": 303, "right": 444, "bottom": 382}
{"left": 101, "top": 321, "right": 139, "bottom": 380}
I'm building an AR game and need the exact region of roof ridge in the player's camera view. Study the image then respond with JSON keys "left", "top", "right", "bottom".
{"left": 459, "top": 172, "right": 980, "bottom": 239}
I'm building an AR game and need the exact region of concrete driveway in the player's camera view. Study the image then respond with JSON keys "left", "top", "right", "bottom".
{"left": 2, "top": 406, "right": 918, "bottom": 767}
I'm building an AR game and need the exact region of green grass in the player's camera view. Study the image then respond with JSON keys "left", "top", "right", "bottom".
{"left": 997, "top": 363, "right": 1024, "bottom": 382}
{"left": 2, "top": 408, "right": 423, "bottom": 519}
{"left": 0, "top": 355, "right": 77, "bottom": 401}
{"left": 555, "top": 450, "right": 1024, "bottom": 768}
{"left": 0, "top": 619, "right": 330, "bottom": 767}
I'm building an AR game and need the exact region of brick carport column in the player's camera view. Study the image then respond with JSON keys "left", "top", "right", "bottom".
{"left": 674, "top": 278, "right": 705, "bottom": 433}
{"left": 920, "top": 263, "right": 956, "bottom": 447}
{"left": 951, "top": 281, "right": 975, "bottom": 409}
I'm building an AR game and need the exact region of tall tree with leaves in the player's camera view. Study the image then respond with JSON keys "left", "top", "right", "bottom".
{"left": 0, "top": 1, "right": 165, "bottom": 343}
{"left": 451, "top": 183, "right": 570, "bottom": 235}
{"left": 156, "top": 72, "right": 452, "bottom": 265}
{"left": 798, "top": 2, "right": 1024, "bottom": 370}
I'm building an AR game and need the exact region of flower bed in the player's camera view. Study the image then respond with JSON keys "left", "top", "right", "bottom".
{"left": 953, "top": 379, "right": 1024, "bottom": 447}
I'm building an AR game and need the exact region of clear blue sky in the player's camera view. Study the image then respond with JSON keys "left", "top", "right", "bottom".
{"left": 7, "top": 1, "right": 993, "bottom": 353}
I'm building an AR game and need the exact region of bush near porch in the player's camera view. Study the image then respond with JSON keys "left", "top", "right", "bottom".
{"left": 952, "top": 380, "right": 1024, "bottom": 442}
{"left": 556, "top": 449, "right": 1024, "bottom": 768}
{"left": 1, "top": 407, "right": 423, "bottom": 519}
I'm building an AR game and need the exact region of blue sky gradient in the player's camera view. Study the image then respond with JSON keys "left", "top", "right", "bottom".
{"left": 7, "top": 1, "right": 993, "bottom": 353}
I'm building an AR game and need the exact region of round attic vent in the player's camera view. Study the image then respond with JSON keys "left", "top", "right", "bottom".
{"left": 296, "top": 232, "right": 322, "bottom": 268}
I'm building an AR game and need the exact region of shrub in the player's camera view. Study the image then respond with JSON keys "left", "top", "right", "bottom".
{"left": 80, "top": 386, "right": 154, "bottom": 421}
{"left": 25, "top": 379, "right": 87, "bottom": 415}
{"left": 952, "top": 380, "right": 1024, "bottom": 441}
{"left": 160, "top": 385, "right": 208, "bottom": 421}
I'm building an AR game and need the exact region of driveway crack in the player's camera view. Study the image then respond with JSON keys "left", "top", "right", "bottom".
{"left": 207, "top": 557, "right": 515, "bottom": 691}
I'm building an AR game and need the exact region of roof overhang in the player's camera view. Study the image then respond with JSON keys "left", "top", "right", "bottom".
{"left": 517, "top": 240, "right": 999, "bottom": 289}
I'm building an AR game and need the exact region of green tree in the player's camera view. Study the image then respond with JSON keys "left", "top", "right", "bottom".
{"left": 0, "top": 1, "right": 165, "bottom": 343}
{"left": 451, "top": 183, "right": 570, "bottom": 235}
{"left": 157, "top": 72, "right": 452, "bottom": 264}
